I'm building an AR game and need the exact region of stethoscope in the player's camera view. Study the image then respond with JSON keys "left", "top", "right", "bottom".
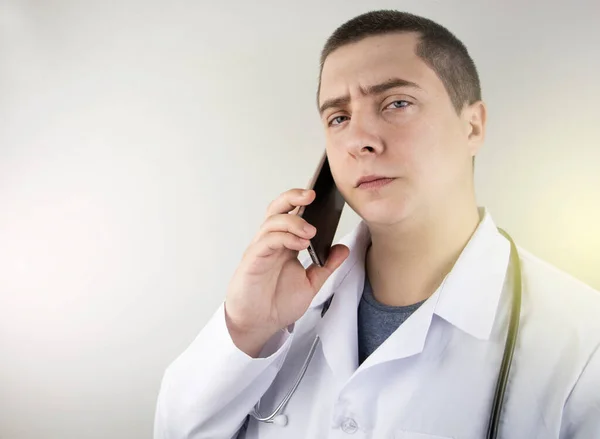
{"left": 249, "top": 228, "right": 522, "bottom": 439}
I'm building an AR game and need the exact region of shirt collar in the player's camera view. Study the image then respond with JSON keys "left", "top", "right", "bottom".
{"left": 309, "top": 207, "right": 511, "bottom": 341}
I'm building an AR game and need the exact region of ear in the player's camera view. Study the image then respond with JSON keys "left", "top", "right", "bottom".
{"left": 462, "top": 100, "right": 487, "bottom": 158}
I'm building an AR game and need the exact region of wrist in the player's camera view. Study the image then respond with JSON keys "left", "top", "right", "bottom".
{"left": 224, "top": 307, "right": 279, "bottom": 358}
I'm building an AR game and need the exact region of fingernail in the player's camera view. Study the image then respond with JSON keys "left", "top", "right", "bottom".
{"left": 304, "top": 224, "right": 316, "bottom": 233}
{"left": 303, "top": 190, "right": 311, "bottom": 196}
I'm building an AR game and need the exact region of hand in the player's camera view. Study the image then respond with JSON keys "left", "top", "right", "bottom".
{"left": 224, "top": 188, "right": 349, "bottom": 357}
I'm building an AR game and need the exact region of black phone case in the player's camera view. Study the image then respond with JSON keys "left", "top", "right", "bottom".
{"left": 298, "top": 154, "right": 345, "bottom": 266}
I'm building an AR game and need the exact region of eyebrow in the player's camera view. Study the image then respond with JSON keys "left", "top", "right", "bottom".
{"left": 318, "top": 77, "right": 422, "bottom": 116}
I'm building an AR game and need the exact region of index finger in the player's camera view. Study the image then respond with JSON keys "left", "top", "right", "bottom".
{"left": 265, "top": 189, "right": 315, "bottom": 218}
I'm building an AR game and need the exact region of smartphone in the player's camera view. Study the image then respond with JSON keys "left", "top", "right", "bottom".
{"left": 297, "top": 152, "right": 345, "bottom": 267}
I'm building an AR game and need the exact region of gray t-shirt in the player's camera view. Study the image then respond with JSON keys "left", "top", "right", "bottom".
{"left": 358, "top": 275, "right": 425, "bottom": 364}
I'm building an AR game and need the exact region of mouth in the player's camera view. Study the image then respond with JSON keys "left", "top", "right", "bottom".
{"left": 355, "top": 175, "right": 396, "bottom": 189}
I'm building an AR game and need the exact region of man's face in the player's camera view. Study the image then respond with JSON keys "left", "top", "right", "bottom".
{"left": 318, "top": 32, "right": 483, "bottom": 227}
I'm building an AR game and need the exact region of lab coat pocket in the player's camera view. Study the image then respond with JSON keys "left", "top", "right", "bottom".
{"left": 394, "top": 431, "right": 453, "bottom": 439}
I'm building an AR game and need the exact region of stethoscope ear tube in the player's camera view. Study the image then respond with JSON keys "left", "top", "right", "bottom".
{"left": 487, "top": 229, "right": 522, "bottom": 439}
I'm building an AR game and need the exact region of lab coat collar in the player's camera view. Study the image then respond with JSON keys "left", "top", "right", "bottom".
{"left": 306, "top": 221, "right": 370, "bottom": 382}
{"left": 306, "top": 208, "right": 511, "bottom": 380}
{"left": 433, "top": 208, "right": 511, "bottom": 341}
{"left": 308, "top": 220, "right": 371, "bottom": 310}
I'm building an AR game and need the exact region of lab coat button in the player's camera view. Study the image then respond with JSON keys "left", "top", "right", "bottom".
{"left": 341, "top": 418, "right": 358, "bottom": 434}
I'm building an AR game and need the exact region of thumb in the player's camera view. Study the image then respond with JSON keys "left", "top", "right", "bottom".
{"left": 306, "top": 244, "right": 350, "bottom": 291}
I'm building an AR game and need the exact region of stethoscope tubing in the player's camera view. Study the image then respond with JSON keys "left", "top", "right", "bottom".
{"left": 251, "top": 229, "right": 522, "bottom": 439}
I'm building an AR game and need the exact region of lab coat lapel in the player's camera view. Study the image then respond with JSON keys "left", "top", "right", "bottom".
{"left": 358, "top": 287, "right": 441, "bottom": 370}
{"left": 317, "top": 263, "right": 364, "bottom": 384}
{"left": 309, "top": 222, "right": 371, "bottom": 385}
{"left": 355, "top": 208, "right": 511, "bottom": 371}
{"left": 307, "top": 209, "right": 510, "bottom": 380}
{"left": 311, "top": 220, "right": 440, "bottom": 377}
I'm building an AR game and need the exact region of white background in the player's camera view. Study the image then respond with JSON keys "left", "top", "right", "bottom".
{"left": 1, "top": 1, "right": 599, "bottom": 438}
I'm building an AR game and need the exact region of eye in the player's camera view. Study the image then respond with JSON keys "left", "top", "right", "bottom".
{"left": 385, "top": 100, "right": 411, "bottom": 109}
{"left": 328, "top": 115, "right": 350, "bottom": 127}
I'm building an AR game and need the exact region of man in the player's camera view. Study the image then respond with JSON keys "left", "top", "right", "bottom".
{"left": 154, "top": 10, "right": 600, "bottom": 439}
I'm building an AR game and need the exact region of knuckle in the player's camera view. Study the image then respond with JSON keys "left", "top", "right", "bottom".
{"left": 288, "top": 188, "right": 304, "bottom": 202}
{"left": 260, "top": 215, "right": 274, "bottom": 229}
{"left": 275, "top": 214, "right": 295, "bottom": 232}
{"left": 263, "top": 214, "right": 284, "bottom": 232}
{"left": 285, "top": 214, "right": 300, "bottom": 227}
{"left": 282, "top": 189, "right": 296, "bottom": 203}
{"left": 266, "top": 199, "right": 278, "bottom": 213}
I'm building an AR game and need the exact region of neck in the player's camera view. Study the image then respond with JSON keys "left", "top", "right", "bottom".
{"left": 365, "top": 199, "right": 480, "bottom": 307}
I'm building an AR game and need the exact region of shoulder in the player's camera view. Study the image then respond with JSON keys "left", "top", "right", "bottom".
{"left": 517, "top": 245, "right": 600, "bottom": 354}
{"left": 518, "top": 246, "right": 600, "bottom": 325}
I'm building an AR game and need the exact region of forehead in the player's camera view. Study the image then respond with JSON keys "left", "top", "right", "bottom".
{"left": 319, "top": 32, "right": 443, "bottom": 103}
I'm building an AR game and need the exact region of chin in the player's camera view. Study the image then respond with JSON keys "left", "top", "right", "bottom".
{"left": 349, "top": 194, "right": 413, "bottom": 226}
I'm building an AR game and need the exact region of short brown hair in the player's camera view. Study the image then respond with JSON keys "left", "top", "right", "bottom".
{"left": 317, "top": 10, "right": 481, "bottom": 114}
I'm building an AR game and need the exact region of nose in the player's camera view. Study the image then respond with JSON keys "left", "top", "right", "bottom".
{"left": 343, "top": 110, "right": 384, "bottom": 157}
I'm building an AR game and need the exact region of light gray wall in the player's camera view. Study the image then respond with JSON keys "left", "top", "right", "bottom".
{"left": 1, "top": 1, "right": 599, "bottom": 438}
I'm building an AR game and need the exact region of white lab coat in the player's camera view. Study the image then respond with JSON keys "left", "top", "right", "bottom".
{"left": 154, "top": 209, "right": 600, "bottom": 439}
